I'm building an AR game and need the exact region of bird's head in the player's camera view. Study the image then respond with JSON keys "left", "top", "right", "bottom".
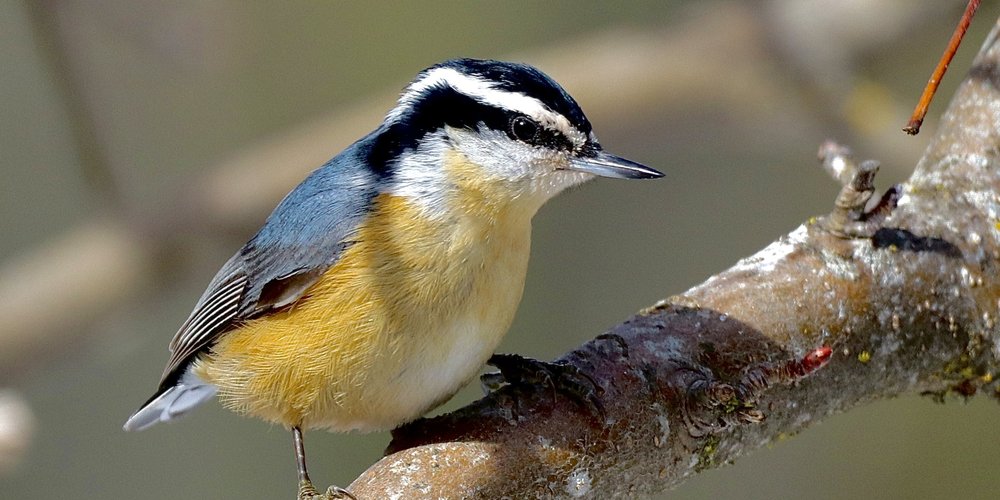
{"left": 372, "top": 58, "right": 662, "bottom": 216}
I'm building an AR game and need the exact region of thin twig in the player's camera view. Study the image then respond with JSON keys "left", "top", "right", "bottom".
{"left": 903, "top": 0, "right": 981, "bottom": 135}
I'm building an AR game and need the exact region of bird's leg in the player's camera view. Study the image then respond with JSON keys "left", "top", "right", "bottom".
{"left": 483, "top": 353, "right": 605, "bottom": 420}
{"left": 292, "top": 426, "right": 356, "bottom": 500}
{"left": 293, "top": 426, "right": 316, "bottom": 496}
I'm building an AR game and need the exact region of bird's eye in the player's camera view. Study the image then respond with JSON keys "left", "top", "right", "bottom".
{"left": 510, "top": 116, "right": 539, "bottom": 143}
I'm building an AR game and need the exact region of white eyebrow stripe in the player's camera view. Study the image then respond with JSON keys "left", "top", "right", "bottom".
{"left": 387, "top": 67, "right": 586, "bottom": 147}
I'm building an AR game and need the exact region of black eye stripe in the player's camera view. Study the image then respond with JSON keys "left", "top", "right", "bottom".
{"left": 533, "top": 126, "right": 574, "bottom": 151}
{"left": 436, "top": 59, "right": 594, "bottom": 136}
{"left": 370, "top": 84, "right": 510, "bottom": 171}
{"left": 381, "top": 85, "right": 578, "bottom": 160}
{"left": 505, "top": 114, "right": 577, "bottom": 151}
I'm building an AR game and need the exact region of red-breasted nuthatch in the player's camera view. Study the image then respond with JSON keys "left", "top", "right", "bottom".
{"left": 124, "top": 58, "right": 662, "bottom": 498}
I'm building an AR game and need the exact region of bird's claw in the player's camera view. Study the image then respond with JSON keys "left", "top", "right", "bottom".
{"left": 298, "top": 480, "right": 356, "bottom": 500}
{"left": 483, "top": 353, "right": 605, "bottom": 420}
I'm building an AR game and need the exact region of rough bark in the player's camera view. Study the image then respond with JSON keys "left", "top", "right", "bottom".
{"left": 346, "top": 17, "right": 1000, "bottom": 499}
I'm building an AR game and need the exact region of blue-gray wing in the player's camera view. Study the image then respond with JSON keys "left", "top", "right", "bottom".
{"left": 159, "top": 144, "right": 382, "bottom": 385}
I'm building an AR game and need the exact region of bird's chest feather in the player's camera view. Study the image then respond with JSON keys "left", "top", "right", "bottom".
{"left": 203, "top": 186, "right": 535, "bottom": 430}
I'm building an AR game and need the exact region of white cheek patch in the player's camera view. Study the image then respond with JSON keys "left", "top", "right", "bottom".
{"left": 385, "top": 128, "right": 591, "bottom": 219}
{"left": 450, "top": 128, "right": 538, "bottom": 181}
{"left": 386, "top": 131, "right": 451, "bottom": 217}
{"left": 449, "top": 128, "right": 591, "bottom": 200}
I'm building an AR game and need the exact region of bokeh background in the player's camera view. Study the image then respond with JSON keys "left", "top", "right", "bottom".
{"left": 3, "top": 1, "right": 1000, "bottom": 498}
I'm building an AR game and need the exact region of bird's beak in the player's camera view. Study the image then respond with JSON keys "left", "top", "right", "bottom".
{"left": 567, "top": 151, "right": 663, "bottom": 179}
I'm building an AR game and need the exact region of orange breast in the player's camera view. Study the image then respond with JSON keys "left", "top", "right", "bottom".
{"left": 196, "top": 181, "right": 536, "bottom": 431}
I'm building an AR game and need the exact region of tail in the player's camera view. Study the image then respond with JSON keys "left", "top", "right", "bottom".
{"left": 123, "top": 371, "right": 217, "bottom": 432}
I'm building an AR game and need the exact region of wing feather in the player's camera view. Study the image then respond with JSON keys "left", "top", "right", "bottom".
{"left": 161, "top": 271, "right": 248, "bottom": 381}
{"left": 171, "top": 276, "right": 245, "bottom": 348}
{"left": 153, "top": 137, "right": 382, "bottom": 388}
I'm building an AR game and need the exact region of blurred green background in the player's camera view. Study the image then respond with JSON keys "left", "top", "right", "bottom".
{"left": 3, "top": 1, "right": 999, "bottom": 498}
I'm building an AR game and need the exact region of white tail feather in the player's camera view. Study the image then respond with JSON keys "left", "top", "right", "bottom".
{"left": 123, "top": 372, "right": 216, "bottom": 432}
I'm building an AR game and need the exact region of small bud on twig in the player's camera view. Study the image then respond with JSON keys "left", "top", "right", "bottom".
{"left": 817, "top": 141, "right": 899, "bottom": 238}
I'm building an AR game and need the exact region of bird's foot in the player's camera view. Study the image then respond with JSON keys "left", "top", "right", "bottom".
{"left": 298, "top": 479, "right": 356, "bottom": 500}
{"left": 483, "top": 353, "right": 605, "bottom": 419}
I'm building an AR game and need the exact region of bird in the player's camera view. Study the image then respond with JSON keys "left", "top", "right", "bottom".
{"left": 123, "top": 58, "right": 662, "bottom": 499}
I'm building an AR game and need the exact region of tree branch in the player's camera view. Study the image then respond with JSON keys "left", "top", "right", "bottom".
{"left": 346, "top": 16, "right": 1000, "bottom": 499}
